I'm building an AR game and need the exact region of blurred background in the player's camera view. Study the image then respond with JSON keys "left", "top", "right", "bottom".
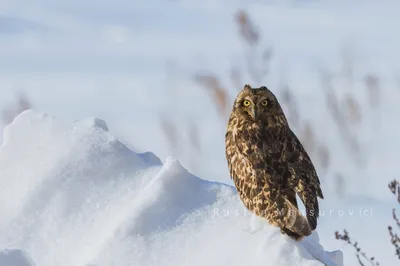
{"left": 0, "top": 0, "right": 399, "bottom": 263}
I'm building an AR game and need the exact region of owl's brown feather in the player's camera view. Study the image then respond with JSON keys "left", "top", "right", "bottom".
{"left": 225, "top": 84, "right": 323, "bottom": 241}
{"left": 284, "top": 130, "right": 323, "bottom": 230}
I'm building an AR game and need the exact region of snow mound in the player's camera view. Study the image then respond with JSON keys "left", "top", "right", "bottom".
{"left": 0, "top": 110, "right": 343, "bottom": 266}
{"left": 0, "top": 249, "right": 35, "bottom": 266}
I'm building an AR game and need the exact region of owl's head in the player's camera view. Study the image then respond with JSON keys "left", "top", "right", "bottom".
{"left": 233, "top": 84, "right": 288, "bottom": 125}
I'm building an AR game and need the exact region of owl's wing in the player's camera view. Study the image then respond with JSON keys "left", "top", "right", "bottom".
{"left": 284, "top": 129, "right": 324, "bottom": 230}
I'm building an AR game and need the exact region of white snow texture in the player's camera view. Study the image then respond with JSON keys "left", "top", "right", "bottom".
{"left": 0, "top": 110, "right": 342, "bottom": 266}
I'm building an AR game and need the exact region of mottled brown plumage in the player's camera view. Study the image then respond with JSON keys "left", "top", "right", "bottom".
{"left": 225, "top": 84, "right": 324, "bottom": 241}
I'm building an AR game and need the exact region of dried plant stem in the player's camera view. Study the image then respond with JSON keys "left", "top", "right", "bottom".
{"left": 335, "top": 230, "right": 380, "bottom": 266}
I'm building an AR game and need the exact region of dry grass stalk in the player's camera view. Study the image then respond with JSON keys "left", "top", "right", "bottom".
{"left": 388, "top": 180, "right": 400, "bottom": 259}
{"left": 334, "top": 173, "right": 346, "bottom": 197}
{"left": 344, "top": 94, "right": 362, "bottom": 125}
{"left": 335, "top": 230, "right": 380, "bottom": 266}
{"left": 193, "top": 73, "right": 229, "bottom": 118}
{"left": 388, "top": 225, "right": 400, "bottom": 259}
{"left": 336, "top": 180, "right": 400, "bottom": 263}
{"left": 389, "top": 180, "right": 400, "bottom": 204}
{"left": 235, "top": 9, "right": 272, "bottom": 83}
{"left": 320, "top": 69, "right": 361, "bottom": 163}
{"left": 299, "top": 122, "right": 315, "bottom": 154}
{"left": 235, "top": 10, "right": 259, "bottom": 46}
{"left": 340, "top": 45, "right": 356, "bottom": 93}
{"left": 317, "top": 144, "right": 330, "bottom": 171}
{"left": 365, "top": 73, "right": 380, "bottom": 109}
{"left": 195, "top": 9, "right": 272, "bottom": 120}
{"left": 280, "top": 85, "right": 299, "bottom": 128}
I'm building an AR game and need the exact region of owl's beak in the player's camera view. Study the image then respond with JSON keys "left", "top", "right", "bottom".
{"left": 249, "top": 108, "right": 258, "bottom": 120}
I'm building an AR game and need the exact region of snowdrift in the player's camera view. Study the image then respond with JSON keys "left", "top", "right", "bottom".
{"left": 0, "top": 110, "right": 343, "bottom": 266}
{"left": 0, "top": 249, "right": 35, "bottom": 266}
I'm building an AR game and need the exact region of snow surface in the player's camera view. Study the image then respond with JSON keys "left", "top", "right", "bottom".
{"left": 0, "top": 249, "right": 35, "bottom": 266}
{"left": 0, "top": 110, "right": 342, "bottom": 266}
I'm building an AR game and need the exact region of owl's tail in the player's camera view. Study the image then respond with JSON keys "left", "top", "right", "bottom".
{"left": 285, "top": 213, "right": 312, "bottom": 241}
{"left": 282, "top": 198, "right": 312, "bottom": 241}
{"left": 267, "top": 191, "right": 312, "bottom": 241}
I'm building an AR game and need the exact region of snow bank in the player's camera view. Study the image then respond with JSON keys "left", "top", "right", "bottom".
{"left": 0, "top": 110, "right": 342, "bottom": 266}
{"left": 0, "top": 249, "right": 35, "bottom": 266}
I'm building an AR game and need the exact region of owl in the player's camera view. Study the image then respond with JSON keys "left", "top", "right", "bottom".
{"left": 225, "top": 84, "right": 324, "bottom": 241}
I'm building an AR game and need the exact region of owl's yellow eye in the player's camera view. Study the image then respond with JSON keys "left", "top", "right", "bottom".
{"left": 243, "top": 100, "right": 251, "bottom": 106}
{"left": 261, "top": 99, "right": 268, "bottom": 106}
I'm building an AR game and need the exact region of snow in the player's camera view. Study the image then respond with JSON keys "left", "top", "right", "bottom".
{"left": 0, "top": 110, "right": 342, "bottom": 266}
{"left": 0, "top": 249, "right": 35, "bottom": 266}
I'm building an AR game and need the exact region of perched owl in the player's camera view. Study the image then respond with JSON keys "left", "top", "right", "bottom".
{"left": 225, "top": 84, "right": 324, "bottom": 241}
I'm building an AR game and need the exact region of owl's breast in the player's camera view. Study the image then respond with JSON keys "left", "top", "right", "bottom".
{"left": 226, "top": 134, "right": 261, "bottom": 185}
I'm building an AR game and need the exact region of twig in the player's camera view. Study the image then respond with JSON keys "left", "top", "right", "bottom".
{"left": 388, "top": 180, "right": 400, "bottom": 259}
{"left": 335, "top": 230, "right": 380, "bottom": 266}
